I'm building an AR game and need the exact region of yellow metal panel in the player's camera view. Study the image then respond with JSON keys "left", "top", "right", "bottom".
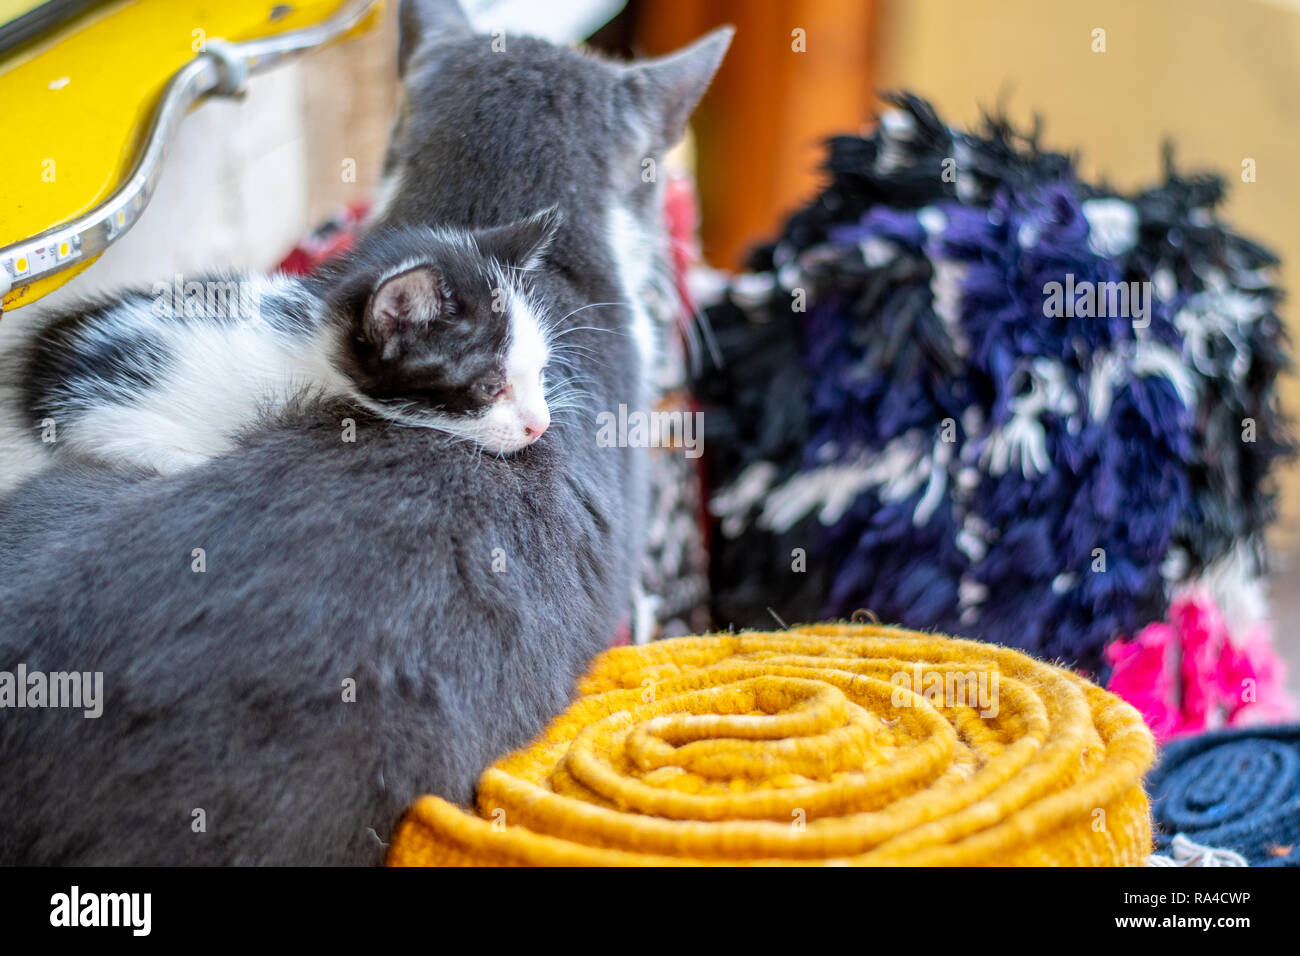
{"left": 0, "top": 0, "right": 378, "bottom": 309}
{"left": 0, "top": 1, "right": 48, "bottom": 21}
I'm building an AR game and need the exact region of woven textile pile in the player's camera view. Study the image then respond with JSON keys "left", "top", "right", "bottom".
{"left": 388, "top": 625, "right": 1154, "bottom": 866}
{"left": 693, "top": 94, "right": 1293, "bottom": 734}
{"left": 1148, "top": 723, "right": 1300, "bottom": 866}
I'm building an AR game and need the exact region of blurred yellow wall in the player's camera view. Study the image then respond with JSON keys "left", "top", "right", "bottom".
{"left": 875, "top": 0, "right": 1300, "bottom": 541}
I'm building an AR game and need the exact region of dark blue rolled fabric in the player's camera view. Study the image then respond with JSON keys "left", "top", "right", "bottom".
{"left": 1149, "top": 724, "right": 1300, "bottom": 866}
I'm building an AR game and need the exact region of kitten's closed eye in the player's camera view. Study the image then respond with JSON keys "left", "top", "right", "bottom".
{"left": 477, "top": 379, "right": 506, "bottom": 401}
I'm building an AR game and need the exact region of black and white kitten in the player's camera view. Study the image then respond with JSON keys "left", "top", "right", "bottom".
{"left": 0, "top": 211, "right": 558, "bottom": 492}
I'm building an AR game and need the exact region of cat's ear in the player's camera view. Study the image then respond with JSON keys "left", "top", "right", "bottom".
{"left": 398, "top": 0, "right": 472, "bottom": 77}
{"left": 365, "top": 266, "right": 444, "bottom": 359}
{"left": 474, "top": 206, "right": 562, "bottom": 271}
{"left": 622, "top": 26, "right": 734, "bottom": 149}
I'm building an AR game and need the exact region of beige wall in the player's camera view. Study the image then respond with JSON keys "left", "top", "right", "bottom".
{"left": 300, "top": 5, "right": 401, "bottom": 227}
{"left": 875, "top": 0, "right": 1300, "bottom": 542}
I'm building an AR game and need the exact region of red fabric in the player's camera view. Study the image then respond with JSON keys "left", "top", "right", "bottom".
{"left": 277, "top": 200, "right": 372, "bottom": 275}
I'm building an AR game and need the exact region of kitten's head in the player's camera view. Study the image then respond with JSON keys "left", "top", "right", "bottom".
{"left": 327, "top": 208, "right": 560, "bottom": 454}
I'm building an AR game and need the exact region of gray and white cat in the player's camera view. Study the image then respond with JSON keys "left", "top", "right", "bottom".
{"left": 0, "top": 0, "right": 731, "bottom": 865}
{"left": 0, "top": 211, "right": 560, "bottom": 493}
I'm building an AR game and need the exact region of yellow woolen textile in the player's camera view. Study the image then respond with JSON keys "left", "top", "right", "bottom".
{"left": 388, "top": 625, "right": 1155, "bottom": 866}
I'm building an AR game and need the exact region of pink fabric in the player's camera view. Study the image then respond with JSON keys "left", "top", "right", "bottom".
{"left": 1105, "top": 591, "right": 1294, "bottom": 741}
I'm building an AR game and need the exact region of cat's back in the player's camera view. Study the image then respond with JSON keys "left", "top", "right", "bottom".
{"left": 0, "top": 403, "right": 626, "bottom": 864}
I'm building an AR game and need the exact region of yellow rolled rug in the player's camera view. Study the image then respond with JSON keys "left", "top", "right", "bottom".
{"left": 388, "top": 624, "right": 1155, "bottom": 866}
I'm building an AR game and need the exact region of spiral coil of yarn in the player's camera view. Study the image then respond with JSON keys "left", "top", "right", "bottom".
{"left": 388, "top": 625, "right": 1155, "bottom": 866}
{"left": 1149, "top": 724, "right": 1300, "bottom": 866}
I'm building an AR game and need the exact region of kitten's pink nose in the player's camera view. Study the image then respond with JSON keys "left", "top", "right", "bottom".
{"left": 523, "top": 408, "right": 550, "bottom": 442}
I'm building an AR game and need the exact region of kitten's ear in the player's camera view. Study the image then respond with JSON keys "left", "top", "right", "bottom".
{"left": 398, "top": 0, "right": 472, "bottom": 77}
{"left": 622, "top": 26, "right": 734, "bottom": 149}
{"left": 474, "top": 206, "right": 562, "bottom": 271}
{"left": 365, "top": 266, "right": 444, "bottom": 359}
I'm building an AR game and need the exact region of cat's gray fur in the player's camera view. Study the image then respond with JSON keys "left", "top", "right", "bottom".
{"left": 0, "top": 0, "right": 730, "bottom": 864}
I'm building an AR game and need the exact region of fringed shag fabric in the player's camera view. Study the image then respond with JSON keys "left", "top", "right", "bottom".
{"left": 693, "top": 94, "right": 1293, "bottom": 731}
{"left": 1148, "top": 723, "right": 1300, "bottom": 866}
{"left": 1145, "top": 834, "right": 1248, "bottom": 867}
{"left": 388, "top": 625, "right": 1155, "bottom": 866}
{"left": 632, "top": 172, "right": 713, "bottom": 641}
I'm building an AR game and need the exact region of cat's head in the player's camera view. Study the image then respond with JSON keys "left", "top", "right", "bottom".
{"left": 327, "top": 208, "right": 560, "bottom": 454}
{"left": 375, "top": 1, "right": 732, "bottom": 338}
